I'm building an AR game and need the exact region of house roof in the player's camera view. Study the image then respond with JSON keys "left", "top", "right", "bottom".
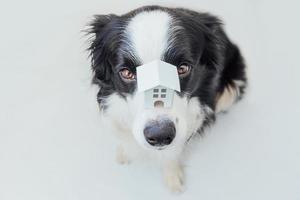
{"left": 136, "top": 60, "right": 181, "bottom": 92}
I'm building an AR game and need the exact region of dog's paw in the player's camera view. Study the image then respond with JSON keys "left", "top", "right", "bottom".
{"left": 116, "top": 145, "right": 130, "bottom": 165}
{"left": 165, "top": 169, "right": 184, "bottom": 193}
{"left": 163, "top": 161, "right": 185, "bottom": 193}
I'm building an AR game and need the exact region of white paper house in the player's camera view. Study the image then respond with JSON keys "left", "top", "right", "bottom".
{"left": 136, "top": 60, "right": 181, "bottom": 108}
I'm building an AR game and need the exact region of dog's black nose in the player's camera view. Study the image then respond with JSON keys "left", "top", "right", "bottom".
{"left": 143, "top": 119, "right": 176, "bottom": 146}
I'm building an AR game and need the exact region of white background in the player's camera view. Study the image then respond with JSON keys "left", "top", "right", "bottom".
{"left": 0, "top": 0, "right": 299, "bottom": 199}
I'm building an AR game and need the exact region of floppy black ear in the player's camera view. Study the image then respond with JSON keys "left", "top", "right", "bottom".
{"left": 87, "top": 14, "right": 118, "bottom": 88}
{"left": 172, "top": 8, "right": 225, "bottom": 70}
{"left": 190, "top": 11, "right": 247, "bottom": 101}
{"left": 190, "top": 13, "right": 225, "bottom": 70}
{"left": 192, "top": 12, "right": 246, "bottom": 84}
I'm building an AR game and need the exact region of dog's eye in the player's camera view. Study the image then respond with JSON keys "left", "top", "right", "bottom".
{"left": 119, "top": 68, "right": 135, "bottom": 80}
{"left": 177, "top": 64, "right": 190, "bottom": 76}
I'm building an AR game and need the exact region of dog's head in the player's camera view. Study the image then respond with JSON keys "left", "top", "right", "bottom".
{"left": 88, "top": 6, "right": 228, "bottom": 155}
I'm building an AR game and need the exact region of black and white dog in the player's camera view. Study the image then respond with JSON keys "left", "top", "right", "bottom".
{"left": 87, "top": 5, "right": 247, "bottom": 192}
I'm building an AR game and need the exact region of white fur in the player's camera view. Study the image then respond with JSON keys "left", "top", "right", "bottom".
{"left": 125, "top": 10, "right": 171, "bottom": 63}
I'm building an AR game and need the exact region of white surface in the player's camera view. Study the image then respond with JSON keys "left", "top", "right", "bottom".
{"left": 137, "top": 60, "right": 180, "bottom": 92}
{"left": 0, "top": 0, "right": 299, "bottom": 200}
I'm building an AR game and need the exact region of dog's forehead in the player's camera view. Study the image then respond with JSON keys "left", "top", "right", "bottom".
{"left": 125, "top": 10, "right": 172, "bottom": 64}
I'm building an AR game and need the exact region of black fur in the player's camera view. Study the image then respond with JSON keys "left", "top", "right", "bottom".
{"left": 87, "top": 5, "right": 247, "bottom": 125}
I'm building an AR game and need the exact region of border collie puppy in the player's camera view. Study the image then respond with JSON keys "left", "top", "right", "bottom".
{"left": 87, "top": 5, "right": 247, "bottom": 192}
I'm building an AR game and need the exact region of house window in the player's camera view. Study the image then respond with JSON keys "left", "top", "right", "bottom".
{"left": 153, "top": 88, "right": 166, "bottom": 99}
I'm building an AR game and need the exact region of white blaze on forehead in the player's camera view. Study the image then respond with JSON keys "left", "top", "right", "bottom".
{"left": 126, "top": 10, "right": 171, "bottom": 63}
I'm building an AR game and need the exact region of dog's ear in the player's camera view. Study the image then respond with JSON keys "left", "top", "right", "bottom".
{"left": 87, "top": 14, "right": 118, "bottom": 88}
{"left": 182, "top": 10, "right": 247, "bottom": 105}
{"left": 189, "top": 12, "right": 225, "bottom": 69}
{"left": 194, "top": 13, "right": 247, "bottom": 87}
{"left": 172, "top": 9, "right": 225, "bottom": 70}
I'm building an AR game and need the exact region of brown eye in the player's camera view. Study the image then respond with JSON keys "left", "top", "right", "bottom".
{"left": 177, "top": 64, "right": 190, "bottom": 76}
{"left": 119, "top": 68, "right": 135, "bottom": 80}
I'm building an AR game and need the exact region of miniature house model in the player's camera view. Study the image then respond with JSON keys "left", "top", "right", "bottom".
{"left": 136, "top": 60, "right": 181, "bottom": 108}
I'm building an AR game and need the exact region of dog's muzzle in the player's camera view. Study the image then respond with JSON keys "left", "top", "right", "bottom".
{"left": 143, "top": 118, "right": 176, "bottom": 147}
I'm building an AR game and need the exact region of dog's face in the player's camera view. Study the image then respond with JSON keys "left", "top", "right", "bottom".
{"left": 88, "top": 6, "right": 228, "bottom": 155}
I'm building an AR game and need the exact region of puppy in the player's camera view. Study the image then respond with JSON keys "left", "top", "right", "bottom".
{"left": 87, "top": 5, "right": 247, "bottom": 192}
